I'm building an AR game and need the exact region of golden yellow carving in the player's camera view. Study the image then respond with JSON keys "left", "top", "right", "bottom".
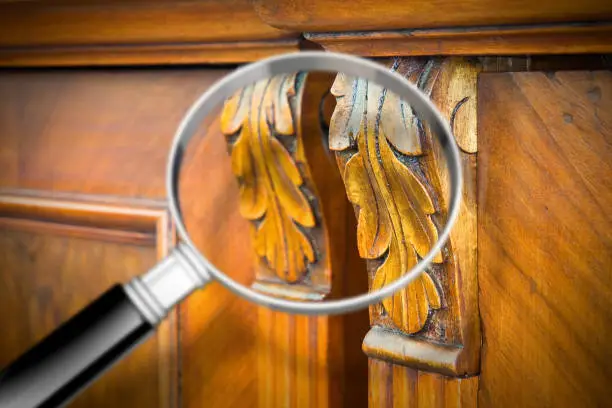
{"left": 221, "top": 74, "right": 316, "bottom": 283}
{"left": 330, "top": 62, "right": 443, "bottom": 334}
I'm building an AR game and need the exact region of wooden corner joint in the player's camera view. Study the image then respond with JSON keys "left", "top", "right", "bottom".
{"left": 329, "top": 56, "right": 481, "bottom": 377}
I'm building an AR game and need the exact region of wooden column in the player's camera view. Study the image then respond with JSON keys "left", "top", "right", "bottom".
{"left": 220, "top": 72, "right": 369, "bottom": 407}
{"left": 329, "top": 57, "right": 481, "bottom": 407}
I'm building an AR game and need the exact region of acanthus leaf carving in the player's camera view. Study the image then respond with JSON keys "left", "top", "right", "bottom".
{"left": 221, "top": 73, "right": 316, "bottom": 283}
{"left": 330, "top": 60, "right": 444, "bottom": 334}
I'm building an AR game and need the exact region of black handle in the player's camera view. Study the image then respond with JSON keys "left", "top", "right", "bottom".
{"left": 0, "top": 285, "right": 154, "bottom": 408}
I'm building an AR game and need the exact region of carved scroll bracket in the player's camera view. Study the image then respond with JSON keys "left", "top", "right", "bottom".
{"left": 221, "top": 72, "right": 346, "bottom": 300}
{"left": 329, "top": 57, "right": 481, "bottom": 376}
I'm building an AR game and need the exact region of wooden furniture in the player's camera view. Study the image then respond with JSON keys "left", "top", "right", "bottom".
{"left": 0, "top": 1, "right": 610, "bottom": 407}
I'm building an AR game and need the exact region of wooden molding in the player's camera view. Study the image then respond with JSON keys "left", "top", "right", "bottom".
{"left": 479, "top": 55, "right": 612, "bottom": 72}
{"left": 0, "top": 187, "right": 176, "bottom": 274}
{"left": 0, "top": 0, "right": 300, "bottom": 67}
{"left": 0, "top": 40, "right": 302, "bottom": 67}
{"left": 305, "top": 23, "right": 612, "bottom": 57}
{"left": 0, "top": 1, "right": 295, "bottom": 47}
{"left": 0, "top": 188, "right": 171, "bottom": 250}
{"left": 363, "top": 327, "right": 464, "bottom": 376}
{"left": 0, "top": 188, "right": 178, "bottom": 407}
{"left": 329, "top": 57, "right": 480, "bottom": 376}
{"left": 254, "top": 0, "right": 612, "bottom": 32}
{"left": 0, "top": 0, "right": 610, "bottom": 66}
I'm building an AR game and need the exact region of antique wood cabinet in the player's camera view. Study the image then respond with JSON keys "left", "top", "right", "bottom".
{"left": 0, "top": 1, "right": 610, "bottom": 407}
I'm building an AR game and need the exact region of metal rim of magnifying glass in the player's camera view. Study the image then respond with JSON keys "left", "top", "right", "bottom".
{"left": 166, "top": 51, "right": 462, "bottom": 316}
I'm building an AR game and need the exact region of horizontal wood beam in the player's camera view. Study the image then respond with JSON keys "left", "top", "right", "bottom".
{"left": 254, "top": 0, "right": 612, "bottom": 32}
{"left": 305, "top": 23, "right": 612, "bottom": 57}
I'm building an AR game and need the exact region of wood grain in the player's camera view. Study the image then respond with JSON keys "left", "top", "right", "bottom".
{"left": 0, "top": 69, "right": 228, "bottom": 197}
{"left": 0, "top": 191, "right": 178, "bottom": 408}
{"left": 368, "top": 360, "right": 478, "bottom": 408}
{"left": 305, "top": 23, "right": 612, "bottom": 57}
{"left": 0, "top": 0, "right": 299, "bottom": 66}
{"left": 254, "top": 0, "right": 612, "bottom": 32}
{"left": 0, "top": 68, "right": 259, "bottom": 407}
{"left": 254, "top": 211, "right": 370, "bottom": 408}
{"left": 478, "top": 71, "right": 612, "bottom": 407}
{"left": 0, "top": 0, "right": 294, "bottom": 47}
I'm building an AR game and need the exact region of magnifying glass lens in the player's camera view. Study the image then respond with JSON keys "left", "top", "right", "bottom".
{"left": 176, "top": 66, "right": 455, "bottom": 319}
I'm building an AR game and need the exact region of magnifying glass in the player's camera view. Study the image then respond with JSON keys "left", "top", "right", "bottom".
{"left": 0, "top": 51, "right": 462, "bottom": 408}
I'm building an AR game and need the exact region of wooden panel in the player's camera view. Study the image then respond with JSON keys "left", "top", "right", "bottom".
{"left": 0, "top": 69, "right": 228, "bottom": 197}
{"left": 0, "top": 0, "right": 300, "bottom": 65}
{"left": 305, "top": 23, "right": 612, "bottom": 57}
{"left": 478, "top": 71, "right": 612, "bottom": 407}
{"left": 0, "top": 191, "right": 177, "bottom": 407}
{"left": 0, "top": 69, "right": 259, "bottom": 407}
{"left": 254, "top": 0, "right": 612, "bottom": 32}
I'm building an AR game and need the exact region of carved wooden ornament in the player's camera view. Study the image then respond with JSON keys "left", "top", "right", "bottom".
{"left": 221, "top": 73, "right": 317, "bottom": 284}
{"left": 330, "top": 59, "right": 445, "bottom": 334}
{"left": 330, "top": 57, "right": 481, "bottom": 377}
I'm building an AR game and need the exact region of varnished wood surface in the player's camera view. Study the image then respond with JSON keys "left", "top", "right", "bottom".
{"left": 0, "top": 0, "right": 299, "bottom": 66}
{"left": 175, "top": 111, "right": 258, "bottom": 408}
{"left": 478, "top": 71, "right": 612, "bottom": 407}
{"left": 254, "top": 0, "right": 612, "bottom": 32}
{"left": 0, "top": 69, "right": 227, "bottom": 197}
{"left": 0, "top": 69, "right": 259, "bottom": 407}
{"left": 0, "top": 193, "right": 177, "bottom": 408}
{"left": 0, "top": 0, "right": 295, "bottom": 47}
{"left": 368, "top": 360, "right": 478, "bottom": 408}
{"left": 305, "top": 23, "right": 612, "bottom": 57}
{"left": 0, "top": 0, "right": 610, "bottom": 66}
{"left": 0, "top": 40, "right": 302, "bottom": 67}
